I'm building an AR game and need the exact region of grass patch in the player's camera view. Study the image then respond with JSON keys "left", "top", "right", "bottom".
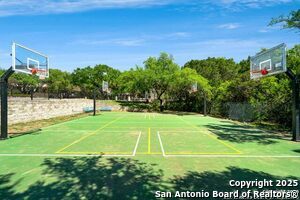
{"left": 9, "top": 112, "right": 91, "bottom": 136}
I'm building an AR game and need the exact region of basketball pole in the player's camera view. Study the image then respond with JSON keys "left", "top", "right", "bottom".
{"left": 93, "top": 89, "right": 96, "bottom": 116}
{"left": 286, "top": 68, "right": 300, "bottom": 142}
{"left": 0, "top": 67, "right": 14, "bottom": 140}
{"left": 203, "top": 92, "right": 207, "bottom": 116}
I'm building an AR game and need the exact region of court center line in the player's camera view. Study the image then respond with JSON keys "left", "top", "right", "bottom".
{"left": 56, "top": 115, "right": 126, "bottom": 153}
{"left": 148, "top": 128, "right": 151, "bottom": 154}
{"left": 157, "top": 131, "right": 166, "bottom": 157}
{"left": 176, "top": 116, "right": 242, "bottom": 154}
{"left": 133, "top": 131, "right": 142, "bottom": 156}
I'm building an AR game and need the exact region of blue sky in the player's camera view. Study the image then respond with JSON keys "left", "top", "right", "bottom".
{"left": 0, "top": 0, "right": 299, "bottom": 72}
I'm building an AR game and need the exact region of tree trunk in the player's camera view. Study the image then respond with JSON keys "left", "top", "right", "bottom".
{"left": 158, "top": 98, "right": 163, "bottom": 112}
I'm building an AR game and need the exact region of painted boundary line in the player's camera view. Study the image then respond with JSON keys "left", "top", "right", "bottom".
{"left": 164, "top": 155, "right": 300, "bottom": 158}
{"left": 0, "top": 154, "right": 133, "bottom": 157}
{"left": 132, "top": 131, "right": 142, "bottom": 156}
{"left": 0, "top": 154, "right": 298, "bottom": 158}
{"left": 158, "top": 131, "right": 242, "bottom": 156}
{"left": 56, "top": 115, "right": 126, "bottom": 153}
{"left": 56, "top": 130, "right": 142, "bottom": 157}
{"left": 176, "top": 116, "right": 242, "bottom": 154}
{"left": 157, "top": 131, "right": 166, "bottom": 157}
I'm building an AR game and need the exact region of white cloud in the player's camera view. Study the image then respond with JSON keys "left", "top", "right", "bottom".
{"left": 0, "top": 0, "right": 180, "bottom": 16}
{"left": 213, "top": 0, "right": 293, "bottom": 9}
{"left": 0, "top": 0, "right": 295, "bottom": 16}
{"left": 74, "top": 38, "right": 145, "bottom": 46}
{"left": 258, "top": 24, "right": 282, "bottom": 33}
{"left": 168, "top": 32, "right": 190, "bottom": 37}
{"left": 71, "top": 31, "right": 190, "bottom": 46}
{"left": 218, "top": 23, "right": 240, "bottom": 29}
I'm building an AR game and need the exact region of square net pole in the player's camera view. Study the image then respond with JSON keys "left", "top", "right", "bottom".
{"left": 0, "top": 67, "right": 14, "bottom": 139}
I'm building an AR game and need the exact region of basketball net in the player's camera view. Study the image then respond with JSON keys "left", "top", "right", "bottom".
{"left": 31, "top": 69, "right": 47, "bottom": 79}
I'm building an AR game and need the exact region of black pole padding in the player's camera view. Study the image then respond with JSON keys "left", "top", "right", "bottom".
{"left": 93, "top": 89, "right": 96, "bottom": 116}
{"left": 30, "top": 89, "right": 33, "bottom": 100}
{"left": 203, "top": 92, "right": 207, "bottom": 116}
{"left": 0, "top": 67, "right": 14, "bottom": 140}
{"left": 285, "top": 68, "right": 300, "bottom": 142}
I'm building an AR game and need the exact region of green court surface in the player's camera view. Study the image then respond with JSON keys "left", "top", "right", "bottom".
{"left": 0, "top": 112, "right": 299, "bottom": 199}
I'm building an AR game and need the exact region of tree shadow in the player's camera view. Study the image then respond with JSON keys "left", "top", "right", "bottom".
{"left": 204, "top": 123, "right": 287, "bottom": 144}
{"left": 171, "top": 167, "right": 300, "bottom": 197}
{"left": 0, "top": 173, "right": 22, "bottom": 200}
{"left": 118, "top": 102, "right": 151, "bottom": 112}
{"left": 293, "top": 149, "right": 300, "bottom": 153}
{"left": 11, "top": 157, "right": 164, "bottom": 199}
{"left": 1, "top": 158, "right": 299, "bottom": 200}
{"left": 159, "top": 111, "right": 200, "bottom": 116}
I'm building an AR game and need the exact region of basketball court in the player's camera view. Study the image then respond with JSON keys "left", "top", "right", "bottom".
{"left": 0, "top": 112, "right": 299, "bottom": 159}
{"left": 0, "top": 42, "right": 299, "bottom": 198}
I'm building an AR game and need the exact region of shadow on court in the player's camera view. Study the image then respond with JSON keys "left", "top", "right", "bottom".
{"left": 9, "top": 129, "right": 42, "bottom": 138}
{"left": 1, "top": 157, "right": 299, "bottom": 200}
{"left": 171, "top": 167, "right": 299, "bottom": 194}
{"left": 0, "top": 157, "right": 165, "bottom": 200}
{"left": 293, "top": 149, "right": 300, "bottom": 153}
{"left": 204, "top": 123, "right": 288, "bottom": 144}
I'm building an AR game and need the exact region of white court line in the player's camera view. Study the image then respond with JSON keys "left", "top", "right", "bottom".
{"left": 0, "top": 153, "right": 133, "bottom": 157}
{"left": 132, "top": 131, "right": 142, "bottom": 156}
{"left": 0, "top": 131, "right": 143, "bottom": 158}
{"left": 164, "top": 155, "right": 300, "bottom": 158}
{"left": 157, "top": 131, "right": 166, "bottom": 157}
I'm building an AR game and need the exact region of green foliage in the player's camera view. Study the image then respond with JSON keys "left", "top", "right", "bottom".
{"left": 144, "top": 53, "right": 180, "bottom": 101}
{"left": 9, "top": 73, "right": 39, "bottom": 93}
{"left": 47, "top": 69, "right": 73, "bottom": 96}
{"left": 72, "top": 64, "right": 121, "bottom": 97}
{"left": 184, "top": 57, "right": 239, "bottom": 87}
{"left": 287, "top": 44, "right": 300, "bottom": 76}
{"left": 269, "top": 9, "right": 300, "bottom": 31}
{"left": 117, "top": 67, "right": 147, "bottom": 95}
{"left": 117, "top": 53, "right": 211, "bottom": 112}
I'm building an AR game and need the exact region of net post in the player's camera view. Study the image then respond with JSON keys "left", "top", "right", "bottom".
{"left": 93, "top": 89, "right": 96, "bottom": 116}
{"left": 30, "top": 88, "right": 34, "bottom": 101}
{"left": 203, "top": 92, "right": 207, "bottom": 116}
{"left": 0, "top": 67, "right": 14, "bottom": 140}
{"left": 285, "top": 68, "right": 300, "bottom": 141}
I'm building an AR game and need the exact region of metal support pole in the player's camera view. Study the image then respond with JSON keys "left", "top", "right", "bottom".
{"left": 93, "top": 89, "right": 96, "bottom": 116}
{"left": 0, "top": 67, "right": 14, "bottom": 139}
{"left": 286, "top": 68, "right": 300, "bottom": 141}
{"left": 203, "top": 92, "right": 207, "bottom": 116}
{"left": 30, "top": 88, "right": 33, "bottom": 100}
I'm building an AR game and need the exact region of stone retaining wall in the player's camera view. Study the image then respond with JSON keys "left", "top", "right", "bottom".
{"left": 8, "top": 97, "right": 122, "bottom": 124}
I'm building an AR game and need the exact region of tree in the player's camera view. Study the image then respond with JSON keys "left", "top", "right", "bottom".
{"left": 143, "top": 53, "right": 180, "bottom": 111}
{"left": 9, "top": 73, "right": 39, "bottom": 94}
{"left": 183, "top": 57, "right": 239, "bottom": 87}
{"left": 47, "top": 69, "right": 73, "bottom": 98}
{"left": 72, "top": 65, "right": 121, "bottom": 98}
{"left": 117, "top": 67, "right": 147, "bottom": 96}
{"left": 167, "top": 67, "right": 211, "bottom": 113}
{"left": 269, "top": 9, "right": 300, "bottom": 31}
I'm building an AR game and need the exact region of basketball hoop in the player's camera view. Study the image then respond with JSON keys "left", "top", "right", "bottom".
{"left": 30, "top": 68, "right": 47, "bottom": 78}
{"left": 39, "top": 75, "right": 46, "bottom": 80}
{"left": 31, "top": 68, "right": 38, "bottom": 75}
{"left": 261, "top": 68, "right": 268, "bottom": 75}
{"left": 250, "top": 68, "right": 269, "bottom": 78}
